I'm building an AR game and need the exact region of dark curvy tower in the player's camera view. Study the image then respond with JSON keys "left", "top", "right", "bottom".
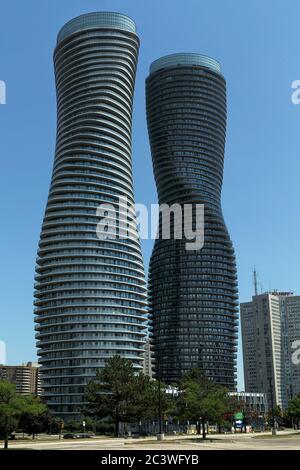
{"left": 146, "top": 53, "right": 238, "bottom": 388}
{"left": 34, "top": 12, "right": 147, "bottom": 418}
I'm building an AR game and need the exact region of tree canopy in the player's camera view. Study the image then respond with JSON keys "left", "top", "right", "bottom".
{"left": 177, "top": 369, "right": 232, "bottom": 438}
{"left": 287, "top": 396, "right": 300, "bottom": 423}
{"left": 0, "top": 381, "right": 47, "bottom": 448}
{"left": 85, "top": 356, "right": 172, "bottom": 436}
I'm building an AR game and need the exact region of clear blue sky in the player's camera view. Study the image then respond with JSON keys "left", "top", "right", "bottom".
{"left": 1, "top": 0, "right": 299, "bottom": 390}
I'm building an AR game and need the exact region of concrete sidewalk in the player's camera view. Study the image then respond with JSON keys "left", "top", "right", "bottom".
{"left": 3, "top": 429, "right": 300, "bottom": 451}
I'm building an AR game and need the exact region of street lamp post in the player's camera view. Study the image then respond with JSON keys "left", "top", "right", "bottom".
{"left": 268, "top": 377, "right": 277, "bottom": 436}
{"left": 58, "top": 419, "right": 64, "bottom": 440}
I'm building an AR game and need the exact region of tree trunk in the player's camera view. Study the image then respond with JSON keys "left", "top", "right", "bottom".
{"left": 3, "top": 417, "right": 8, "bottom": 449}
{"left": 114, "top": 420, "right": 119, "bottom": 437}
{"left": 202, "top": 419, "right": 206, "bottom": 439}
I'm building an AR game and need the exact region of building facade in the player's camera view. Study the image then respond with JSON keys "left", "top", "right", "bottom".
{"left": 241, "top": 293, "right": 289, "bottom": 409}
{"left": 34, "top": 12, "right": 147, "bottom": 418}
{"left": 146, "top": 53, "right": 239, "bottom": 387}
{"left": 281, "top": 295, "right": 300, "bottom": 400}
{"left": 142, "top": 337, "right": 153, "bottom": 378}
{"left": 0, "top": 362, "right": 41, "bottom": 396}
{"left": 229, "top": 392, "right": 267, "bottom": 414}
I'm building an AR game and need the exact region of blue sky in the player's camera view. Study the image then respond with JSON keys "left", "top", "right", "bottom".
{"left": 0, "top": 0, "right": 299, "bottom": 390}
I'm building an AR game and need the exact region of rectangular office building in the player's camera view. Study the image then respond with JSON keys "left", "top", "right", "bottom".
{"left": 241, "top": 293, "right": 286, "bottom": 409}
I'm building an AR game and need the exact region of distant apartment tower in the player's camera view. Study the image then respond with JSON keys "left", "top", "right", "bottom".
{"left": 281, "top": 295, "right": 300, "bottom": 399}
{"left": 34, "top": 12, "right": 147, "bottom": 418}
{"left": 0, "top": 362, "right": 41, "bottom": 396}
{"left": 241, "top": 293, "right": 288, "bottom": 409}
{"left": 143, "top": 338, "right": 153, "bottom": 378}
{"left": 146, "top": 53, "right": 239, "bottom": 387}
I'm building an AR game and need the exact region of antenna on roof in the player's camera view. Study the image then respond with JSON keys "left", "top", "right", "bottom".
{"left": 253, "top": 267, "right": 258, "bottom": 296}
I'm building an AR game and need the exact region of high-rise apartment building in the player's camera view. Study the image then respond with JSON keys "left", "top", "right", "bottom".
{"left": 241, "top": 292, "right": 291, "bottom": 409}
{"left": 281, "top": 295, "right": 300, "bottom": 399}
{"left": 34, "top": 12, "right": 147, "bottom": 418}
{"left": 0, "top": 362, "right": 42, "bottom": 396}
{"left": 142, "top": 337, "right": 153, "bottom": 378}
{"left": 146, "top": 53, "right": 239, "bottom": 387}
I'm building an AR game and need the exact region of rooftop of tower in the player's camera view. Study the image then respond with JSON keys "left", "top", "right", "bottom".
{"left": 149, "top": 53, "right": 221, "bottom": 75}
{"left": 57, "top": 12, "right": 137, "bottom": 44}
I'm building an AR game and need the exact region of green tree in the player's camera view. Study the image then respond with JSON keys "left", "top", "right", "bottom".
{"left": 85, "top": 356, "right": 138, "bottom": 437}
{"left": 152, "top": 380, "right": 176, "bottom": 425}
{"left": 85, "top": 356, "right": 175, "bottom": 436}
{"left": 0, "top": 382, "right": 21, "bottom": 449}
{"left": 266, "top": 405, "right": 283, "bottom": 429}
{"left": 64, "top": 420, "right": 81, "bottom": 433}
{"left": 49, "top": 417, "right": 62, "bottom": 435}
{"left": 178, "top": 369, "right": 231, "bottom": 439}
{"left": 216, "top": 394, "right": 240, "bottom": 432}
{"left": 126, "top": 373, "right": 156, "bottom": 423}
{"left": 19, "top": 409, "right": 51, "bottom": 439}
{"left": 127, "top": 375, "right": 174, "bottom": 434}
{"left": 0, "top": 381, "right": 47, "bottom": 449}
{"left": 287, "top": 396, "right": 300, "bottom": 429}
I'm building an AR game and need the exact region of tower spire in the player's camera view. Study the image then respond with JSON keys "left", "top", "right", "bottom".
{"left": 253, "top": 267, "right": 258, "bottom": 296}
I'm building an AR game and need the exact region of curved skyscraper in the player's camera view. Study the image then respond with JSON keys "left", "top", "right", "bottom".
{"left": 146, "top": 53, "right": 238, "bottom": 388}
{"left": 34, "top": 12, "right": 147, "bottom": 418}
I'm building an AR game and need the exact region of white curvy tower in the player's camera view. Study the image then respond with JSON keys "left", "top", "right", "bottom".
{"left": 34, "top": 12, "right": 147, "bottom": 419}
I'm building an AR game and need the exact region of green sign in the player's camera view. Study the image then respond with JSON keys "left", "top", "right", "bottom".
{"left": 234, "top": 412, "right": 244, "bottom": 420}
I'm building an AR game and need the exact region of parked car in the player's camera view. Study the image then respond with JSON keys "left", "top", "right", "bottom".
{"left": 63, "top": 432, "right": 95, "bottom": 439}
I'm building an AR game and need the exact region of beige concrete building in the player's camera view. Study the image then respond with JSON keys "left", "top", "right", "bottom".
{"left": 241, "top": 293, "right": 286, "bottom": 409}
{"left": 0, "top": 361, "right": 42, "bottom": 395}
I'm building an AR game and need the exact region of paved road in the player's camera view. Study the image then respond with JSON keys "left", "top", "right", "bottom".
{"left": 5, "top": 431, "right": 300, "bottom": 450}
